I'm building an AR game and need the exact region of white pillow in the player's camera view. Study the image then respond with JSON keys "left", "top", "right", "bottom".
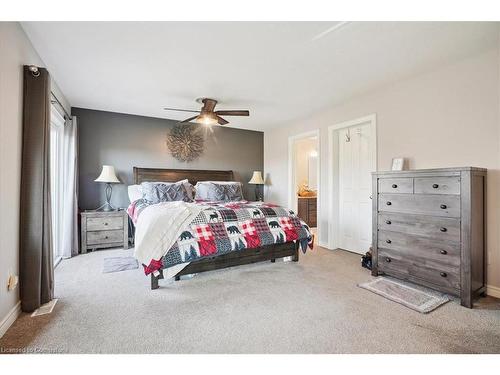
{"left": 128, "top": 185, "right": 142, "bottom": 203}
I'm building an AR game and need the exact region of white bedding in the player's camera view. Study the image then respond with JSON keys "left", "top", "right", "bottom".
{"left": 133, "top": 201, "right": 203, "bottom": 277}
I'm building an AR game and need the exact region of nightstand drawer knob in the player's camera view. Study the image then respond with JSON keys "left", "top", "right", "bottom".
{"left": 104, "top": 222, "right": 108, "bottom": 226}
{"left": 385, "top": 257, "right": 391, "bottom": 263}
{"left": 386, "top": 201, "right": 392, "bottom": 206}
{"left": 440, "top": 250, "right": 447, "bottom": 255}
{"left": 433, "top": 184, "right": 439, "bottom": 189}
{"left": 440, "top": 272, "right": 447, "bottom": 278}
{"left": 385, "top": 220, "right": 391, "bottom": 225}
{"left": 386, "top": 239, "right": 391, "bottom": 244}
{"left": 440, "top": 204, "right": 447, "bottom": 209}
{"left": 392, "top": 184, "right": 398, "bottom": 188}
{"left": 440, "top": 227, "right": 447, "bottom": 232}
{"left": 105, "top": 236, "right": 108, "bottom": 239}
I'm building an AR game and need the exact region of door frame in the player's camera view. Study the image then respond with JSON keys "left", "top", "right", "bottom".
{"left": 327, "top": 114, "right": 377, "bottom": 250}
{"left": 288, "top": 129, "right": 321, "bottom": 232}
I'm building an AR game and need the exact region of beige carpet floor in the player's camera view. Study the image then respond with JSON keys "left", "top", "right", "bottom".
{"left": 1, "top": 246, "right": 499, "bottom": 354}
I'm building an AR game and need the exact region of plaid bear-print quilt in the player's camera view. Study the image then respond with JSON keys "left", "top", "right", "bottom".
{"left": 127, "top": 200, "right": 314, "bottom": 275}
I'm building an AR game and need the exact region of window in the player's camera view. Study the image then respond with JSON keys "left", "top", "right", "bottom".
{"left": 50, "top": 105, "right": 65, "bottom": 266}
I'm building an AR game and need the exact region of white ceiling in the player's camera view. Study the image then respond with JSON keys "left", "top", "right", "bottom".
{"left": 22, "top": 22, "right": 499, "bottom": 131}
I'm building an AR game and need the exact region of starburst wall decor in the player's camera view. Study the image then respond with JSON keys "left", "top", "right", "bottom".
{"left": 166, "top": 124, "right": 205, "bottom": 162}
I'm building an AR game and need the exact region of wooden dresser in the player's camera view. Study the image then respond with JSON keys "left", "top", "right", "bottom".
{"left": 372, "top": 167, "right": 486, "bottom": 308}
{"left": 80, "top": 210, "right": 129, "bottom": 253}
{"left": 298, "top": 196, "right": 317, "bottom": 227}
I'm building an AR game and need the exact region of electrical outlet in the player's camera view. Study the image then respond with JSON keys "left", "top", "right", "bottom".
{"left": 7, "top": 274, "right": 18, "bottom": 291}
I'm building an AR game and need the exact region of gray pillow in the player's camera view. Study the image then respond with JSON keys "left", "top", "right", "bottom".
{"left": 195, "top": 182, "right": 244, "bottom": 201}
{"left": 141, "top": 181, "right": 192, "bottom": 204}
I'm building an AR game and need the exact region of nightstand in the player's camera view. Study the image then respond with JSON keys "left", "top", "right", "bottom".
{"left": 80, "top": 210, "right": 129, "bottom": 253}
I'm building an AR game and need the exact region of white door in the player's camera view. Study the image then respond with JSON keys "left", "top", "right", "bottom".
{"left": 338, "top": 123, "right": 375, "bottom": 254}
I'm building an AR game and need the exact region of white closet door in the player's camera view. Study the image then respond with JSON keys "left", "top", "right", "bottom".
{"left": 338, "top": 123, "right": 374, "bottom": 254}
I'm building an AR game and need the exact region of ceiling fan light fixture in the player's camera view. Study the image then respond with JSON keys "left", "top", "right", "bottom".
{"left": 196, "top": 112, "right": 218, "bottom": 126}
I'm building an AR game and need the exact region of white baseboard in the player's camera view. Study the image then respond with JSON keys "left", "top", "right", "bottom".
{"left": 486, "top": 284, "right": 500, "bottom": 298}
{"left": 318, "top": 240, "right": 331, "bottom": 249}
{"left": 0, "top": 301, "right": 21, "bottom": 338}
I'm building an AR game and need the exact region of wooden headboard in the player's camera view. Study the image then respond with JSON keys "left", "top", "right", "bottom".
{"left": 133, "top": 167, "right": 235, "bottom": 185}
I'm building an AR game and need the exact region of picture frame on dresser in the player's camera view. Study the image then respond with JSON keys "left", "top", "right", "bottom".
{"left": 371, "top": 167, "right": 486, "bottom": 308}
{"left": 391, "top": 157, "right": 405, "bottom": 171}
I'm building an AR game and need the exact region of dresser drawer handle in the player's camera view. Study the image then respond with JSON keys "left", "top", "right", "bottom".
{"left": 385, "top": 220, "right": 391, "bottom": 225}
{"left": 385, "top": 239, "right": 391, "bottom": 244}
{"left": 440, "top": 204, "right": 447, "bottom": 209}
{"left": 433, "top": 184, "right": 439, "bottom": 189}
{"left": 440, "top": 227, "right": 447, "bottom": 232}
{"left": 440, "top": 272, "right": 447, "bottom": 278}
{"left": 386, "top": 201, "right": 392, "bottom": 206}
{"left": 392, "top": 184, "right": 398, "bottom": 188}
{"left": 385, "top": 257, "right": 391, "bottom": 263}
{"left": 440, "top": 250, "right": 447, "bottom": 255}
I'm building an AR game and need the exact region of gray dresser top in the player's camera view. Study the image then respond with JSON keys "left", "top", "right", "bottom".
{"left": 373, "top": 167, "right": 487, "bottom": 177}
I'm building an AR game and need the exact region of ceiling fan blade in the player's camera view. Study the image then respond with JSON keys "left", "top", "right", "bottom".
{"left": 217, "top": 116, "right": 229, "bottom": 125}
{"left": 180, "top": 115, "right": 199, "bottom": 123}
{"left": 215, "top": 110, "right": 249, "bottom": 116}
{"left": 164, "top": 107, "right": 200, "bottom": 113}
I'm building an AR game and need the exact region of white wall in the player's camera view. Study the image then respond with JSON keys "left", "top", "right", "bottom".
{"left": 264, "top": 47, "right": 500, "bottom": 290}
{"left": 0, "top": 22, "right": 70, "bottom": 332}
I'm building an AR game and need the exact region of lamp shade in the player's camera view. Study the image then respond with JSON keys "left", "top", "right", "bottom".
{"left": 248, "top": 171, "right": 265, "bottom": 185}
{"left": 94, "top": 165, "right": 120, "bottom": 183}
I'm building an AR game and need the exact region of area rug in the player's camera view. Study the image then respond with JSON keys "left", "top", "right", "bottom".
{"left": 103, "top": 257, "right": 139, "bottom": 273}
{"left": 358, "top": 277, "right": 450, "bottom": 313}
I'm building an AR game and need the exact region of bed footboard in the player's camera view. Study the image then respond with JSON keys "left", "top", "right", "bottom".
{"left": 150, "top": 241, "right": 299, "bottom": 290}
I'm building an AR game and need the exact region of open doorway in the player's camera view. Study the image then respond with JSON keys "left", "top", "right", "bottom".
{"left": 288, "top": 131, "right": 320, "bottom": 234}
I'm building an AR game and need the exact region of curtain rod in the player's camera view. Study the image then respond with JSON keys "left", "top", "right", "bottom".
{"left": 50, "top": 92, "right": 72, "bottom": 121}
{"left": 28, "top": 65, "right": 72, "bottom": 121}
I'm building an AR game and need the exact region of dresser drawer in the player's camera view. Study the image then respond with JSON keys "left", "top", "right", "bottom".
{"left": 414, "top": 177, "right": 460, "bottom": 195}
{"left": 378, "top": 230, "right": 460, "bottom": 265}
{"left": 378, "top": 178, "right": 413, "bottom": 194}
{"left": 87, "top": 230, "right": 124, "bottom": 245}
{"left": 379, "top": 193, "right": 460, "bottom": 218}
{"left": 378, "top": 248, "right": 460, "bottom": 291}
{"left": 378, "top": 213, "right": 460, "bottom": 242}
{"left": 86, "top": 216, "right": 124, "bottom": 231}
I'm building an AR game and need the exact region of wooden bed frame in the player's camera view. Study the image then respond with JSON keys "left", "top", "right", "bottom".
{"left": 133, "top": 167, "right": 300, "bottom": 290}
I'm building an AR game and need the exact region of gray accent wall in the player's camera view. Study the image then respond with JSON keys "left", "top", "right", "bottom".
{"left": 74, "top": 108, "right": 263, "bottom": 210}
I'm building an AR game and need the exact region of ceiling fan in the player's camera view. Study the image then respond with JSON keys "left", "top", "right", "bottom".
{"left": 164, "top": 98, "right": 249, "bottom": 126}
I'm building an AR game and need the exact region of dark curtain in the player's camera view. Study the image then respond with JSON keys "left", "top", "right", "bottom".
{"left": 19, "top": 65, "right": 54, "bottom": 312}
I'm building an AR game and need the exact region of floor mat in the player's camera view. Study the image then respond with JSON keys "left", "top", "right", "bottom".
{"left": 358, "top": 277, "right": 450, "bottom": 313}
{"left": 103, "top": 256, "right": 139, "bottom": 273}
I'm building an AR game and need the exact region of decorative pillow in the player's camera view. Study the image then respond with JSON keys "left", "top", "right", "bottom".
{"left": 141, "top": 181, "right": 192, "bottom": 204}
{"left": 195, "top": 181, "right": 244, "bottom": 202}
{"left": 177, "top": 179, "right": 195, "bottom": 201}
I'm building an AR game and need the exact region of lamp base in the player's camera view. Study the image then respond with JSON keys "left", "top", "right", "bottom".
{"left": 96, "top": 202, "right": 116, "bottom": 212}
{"left": 255, "top": 185, "right": 263, "bottom": 202}
{"left": 95, "top": 183, "right": 116, "bottom": 211}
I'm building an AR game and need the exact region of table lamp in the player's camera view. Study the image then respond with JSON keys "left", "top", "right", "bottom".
{"left": 248, "top": 171, "right": 265, "bottom": 201}
{"left": 95, "top": 165, "right": 120, "bottom": 211}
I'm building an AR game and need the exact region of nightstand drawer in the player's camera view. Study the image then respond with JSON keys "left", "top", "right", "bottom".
{"left": 87, "top": 230, "right": 124, "bottom": 245}
{"left": 87, "top": 216, "right": 123, "bottom": 231}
